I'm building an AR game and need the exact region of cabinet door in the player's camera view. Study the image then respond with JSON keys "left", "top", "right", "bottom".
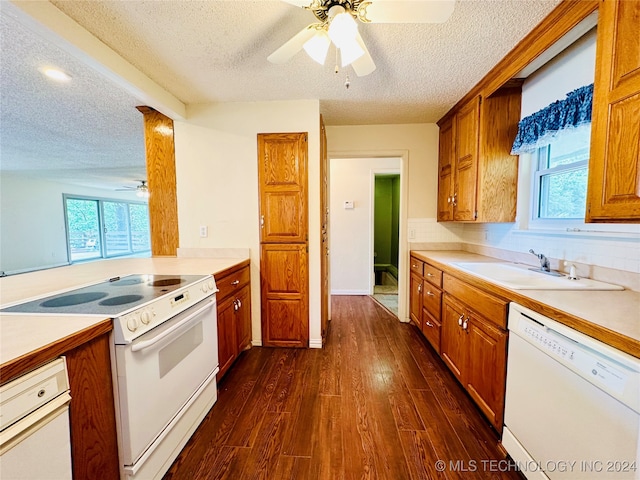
{"left": 440, "top": 295, "right": 466, "bottom": 382}
{"left": 258, "top": 132, "right": 308, "bottom": 242}
{"left": 454, "top": 97, "right": 480, "bottom": 221}
{"left": 235, "top": 285, "right": 252, "bottom": 353}
{"left": 465, "top": 315, "right": 507, "bottom": 430}
{"left": 437, "top": 116, "right": 455, "bottom": 221}
{"left": 261, "top": 243, "right": 309, "bottom": 347}
{"left": 587, "top": 0, "right": 640, "bottom": 222}
{"left": 409, "top": 272, "right": 422, "bottom": 329}
{"left": 217, "top": 296, "right": 237, "bottom": 380}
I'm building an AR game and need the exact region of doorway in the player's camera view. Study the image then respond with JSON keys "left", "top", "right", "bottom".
{"left": 372, "top": 174, "right": 400, "bottom": 316}
{"left": 329, "top": 156, "right": 406, "bottom": 321}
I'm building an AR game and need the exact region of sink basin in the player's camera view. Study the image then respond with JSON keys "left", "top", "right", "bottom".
{"left": 452, "top": 262, "right": 624, "bottom": 290}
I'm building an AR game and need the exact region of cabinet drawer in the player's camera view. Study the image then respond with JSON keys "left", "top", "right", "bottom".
{"left": 216, "top": 265, "right": 250, "bottom": 301}
{"left": 423, "top": 263, "right": 443, "bottom": 288}
{"left": 422, "top": 285, "right": 442, "bottom": 320}
{"left": 422, "top": 309, "right": 441, "bottom": 354}
{"left": 443, "top": 274, "right": 507, "bottom": 328}
{"left": 410, "top": 257, "right": 424, "bottom": 276}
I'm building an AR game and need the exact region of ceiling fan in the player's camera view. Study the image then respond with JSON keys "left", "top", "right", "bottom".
{"left": 268, "top": 0, "right": 456, "bottom": 77}
{"left": 116, "top": 180, "right": 150, "bottom": 198}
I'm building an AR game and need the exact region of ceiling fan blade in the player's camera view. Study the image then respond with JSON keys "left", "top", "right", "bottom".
{"left": 359, "top": 0, "right": 455, "bottom": 24}
{"left": 351, "top": 32, "right": 376, "bottom": 77}
{"left": 267, "top": 24, "right": 321, "bottom": 64}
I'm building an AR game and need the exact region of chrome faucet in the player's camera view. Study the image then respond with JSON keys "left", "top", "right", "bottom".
{"left": 529, "top": 249, "right": 550, "bottom": 272}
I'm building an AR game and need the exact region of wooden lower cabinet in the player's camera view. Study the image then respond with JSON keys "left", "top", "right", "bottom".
{"left": 65, "top": 332, "right": 120, "bottom": 480}
{"left": 260, "top": 243, "right": 309, "bottom": 348}
{"left": 441, "top": 292, "right": 508, "bottom": 430}
{"left": 409, "top": 271, "right": 423, "bottom": 329}
{"left": 215, "top": 261, "right": 252, "bottom": 380}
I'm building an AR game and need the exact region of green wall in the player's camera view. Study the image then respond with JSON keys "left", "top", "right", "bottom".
{"left": 374, "top": 175, "right": 400, "bottom": 278}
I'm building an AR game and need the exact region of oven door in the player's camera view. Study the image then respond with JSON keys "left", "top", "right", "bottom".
{"left": 115, "top": 296, "right": 218, "bottom": 466}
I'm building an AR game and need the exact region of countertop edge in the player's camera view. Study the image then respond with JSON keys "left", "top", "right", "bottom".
{"left": 0, "top": 256, "right": 251, "bottom": 383}
{"left": 411, "top": 250, "right": 640, "bottom": 359}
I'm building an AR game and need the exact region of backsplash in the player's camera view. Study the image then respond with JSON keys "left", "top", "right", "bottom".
{"left": 408, "top": 219, "right": 640, "bottom": 291}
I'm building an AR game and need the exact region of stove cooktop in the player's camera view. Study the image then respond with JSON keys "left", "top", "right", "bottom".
{"left": 0, "top": 274, "right": 210, "bottom": 316}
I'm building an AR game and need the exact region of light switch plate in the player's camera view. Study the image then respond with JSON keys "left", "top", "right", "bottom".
{"left": 344, "top": 201, "right": 354, "bottom": 209}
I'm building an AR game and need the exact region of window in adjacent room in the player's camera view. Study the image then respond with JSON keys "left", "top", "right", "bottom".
{"left": 64, "top": 195, "right": 150, "bottom": 262}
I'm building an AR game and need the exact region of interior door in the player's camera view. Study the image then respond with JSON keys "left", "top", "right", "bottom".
{"left": 258, "top": 133, "right": 308, "bottom": 243}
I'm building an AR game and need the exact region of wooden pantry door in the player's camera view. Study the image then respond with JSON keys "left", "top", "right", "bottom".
{"left": 258, "top": 133, "right": 308, "bottom": 243}
{"left": 258, "top": 132, "right": 309, "bottom": 348}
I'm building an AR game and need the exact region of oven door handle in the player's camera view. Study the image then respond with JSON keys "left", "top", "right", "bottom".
{"left": 131, "top": 299, "right": 215, "bottom": 353}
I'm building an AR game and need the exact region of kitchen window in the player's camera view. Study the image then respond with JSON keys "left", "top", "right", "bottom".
{"left": 64, "top": 195, "right": 150, "bottom": 262}
{"left": 532, "top": 126, "right": 590, "bottom": 220}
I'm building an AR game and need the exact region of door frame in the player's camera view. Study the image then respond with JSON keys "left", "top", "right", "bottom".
{"left": 328, "top": 150, "right": 409, "bottom": 323}
{"left": 370, "top": 169, "right": 401, "bottom": 295}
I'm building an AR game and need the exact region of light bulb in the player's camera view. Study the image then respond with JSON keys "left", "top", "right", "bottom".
{"left": 42, "top": 68, "right": 72, "bottom": 82}
{"left": 303, "top": 30, "right": 331, "bottom": 65}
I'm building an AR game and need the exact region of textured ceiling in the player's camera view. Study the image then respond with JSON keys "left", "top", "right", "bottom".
{"left": 1, "top": 0, "right": 562, "bottom": 189}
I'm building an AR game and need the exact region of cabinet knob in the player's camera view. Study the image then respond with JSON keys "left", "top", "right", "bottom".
{"left": 260, "top": 215, "right": 265, "bottom": 228}
{"left": 458, "top": 314, "right": 464, "bottom": 326}
{"left": 425, "top": 321, "right": 434, "bottom": 328}
{"left": 426, "top": 291, "right": 434, "bottom": 296}
{"left": 418, "top": 283, "right": 422, "bottom": 293}
{"left": 231, "top": 280, "right": 240, "bottom": 285}
{"left": 426, "top": 273, "right": 434, "bottom": 277}
{"left": 462, "top": 317, "right": 469, "bottom": 330}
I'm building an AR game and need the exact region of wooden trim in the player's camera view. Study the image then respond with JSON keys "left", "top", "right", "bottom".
{"left": 137, "top": 106, "right": 179, "bottom": 256}
{"left": 438, "top": 0, "right": 599, "bottom": 126}
{"left": 0, "top": 319, "right": 113, "bottom": 385}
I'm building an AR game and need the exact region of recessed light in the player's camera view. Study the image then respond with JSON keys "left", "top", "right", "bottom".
{"left": 42, "top": 68, "right": 72, "bottom": 82}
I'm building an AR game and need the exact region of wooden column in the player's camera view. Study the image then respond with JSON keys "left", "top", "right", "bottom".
{"left": 136, "top": 106, "right": 179, "bottom": 256}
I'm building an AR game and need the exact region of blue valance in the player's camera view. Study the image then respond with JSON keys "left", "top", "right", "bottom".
{"left": 511, "top": 84, "right": 594, "bottom": 155}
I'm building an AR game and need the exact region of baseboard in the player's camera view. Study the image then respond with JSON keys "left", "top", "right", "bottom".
{"left": 251, "top": 340, "right": 262, "bottom": 347}
{"left": 331, "top": 289, "right": 370, "bottom": 295}
{"left": 308, "top": 338, "right": 323, "bottom": 349}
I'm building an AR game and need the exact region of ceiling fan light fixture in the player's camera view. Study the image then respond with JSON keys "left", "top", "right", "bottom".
{"left": 339, "top": 38, "right": 365, "bottom": 67}
{"left": 328, "top": 9, "right": 358, "bottom": 48}
{"left": 303, "top": 30, "right": 331, "bottom": 64}
{"left": 136, "top": 181, "right": 150, "bottom": 199}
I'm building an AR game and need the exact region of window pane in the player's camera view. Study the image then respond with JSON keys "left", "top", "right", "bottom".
{"left": 129, "top": 204, "right": 151, "bottom": 252}
{"left": 538, "top": 167, "right": 588, "bottom": 219}
{"left": 66, "top": 198, "right": 101, "bottom": 262}
{"left": 547, "top": 127, "right": 591, "bottom": 169}
{"left": 103, "top": 202, "right": 132, "bottom": 256}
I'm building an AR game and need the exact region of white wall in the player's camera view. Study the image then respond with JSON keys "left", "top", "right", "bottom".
{"left": 330, "top": 157, "right": 400, "bottom": 294}
{"left": 173, "top": 100, "right": 321, "bottom": 347}
{"left": 0, "top": 173, "right": 143, "bottom": 274}
{"left": 458, "top": 29, "right": 640, "bottom": 277}
{"left": 326, "top": 123, "right": 447, "bottom": 321}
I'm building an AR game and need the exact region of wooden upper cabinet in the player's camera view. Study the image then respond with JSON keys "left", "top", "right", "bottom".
{"left": 586, "top": 0, "right": 640, "bottom": 222}
{"left": 454, "top": 97, "right": 480, "bottom": 221}
{"left": 258, "top": 133, "right": 309, "bottom": 242}
{"left": 437, "top": 116, "right": 455, "bottom": 221}
{"left": 437, "top": 88, "right": 521, "bottom": 223}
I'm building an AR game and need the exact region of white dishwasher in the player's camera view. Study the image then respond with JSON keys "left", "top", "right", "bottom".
{"left": 503, "top": 303, "right": 640, "bottom": 480}
{"left": 0, "top": 358, "right": 72, "bottom": 480}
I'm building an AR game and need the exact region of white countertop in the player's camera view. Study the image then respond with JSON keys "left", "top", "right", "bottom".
{"left": 411, "top": 250, "right": 640, "bottom": 358}
{"left": 0, "top": 256, "right": 248, "bottom": 367}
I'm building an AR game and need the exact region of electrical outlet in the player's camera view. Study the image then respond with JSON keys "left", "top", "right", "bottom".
{"left": 409, "top": 228, "right": 416, "bottom": 240}
{"left": 199, "top": 225, "right": 208, "bottom": 238}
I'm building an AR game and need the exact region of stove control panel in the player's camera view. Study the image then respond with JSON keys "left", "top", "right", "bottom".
{"left": 114, "top": 275, "right": 216, "bottom": 344}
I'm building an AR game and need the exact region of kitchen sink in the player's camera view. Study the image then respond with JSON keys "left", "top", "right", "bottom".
{"left": 452, "top": 262, "right": 624, "bottom": 290}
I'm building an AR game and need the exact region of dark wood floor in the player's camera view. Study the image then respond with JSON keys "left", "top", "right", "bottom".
{"left": 164, "top": 296, "right": 520, "bottom": 480}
